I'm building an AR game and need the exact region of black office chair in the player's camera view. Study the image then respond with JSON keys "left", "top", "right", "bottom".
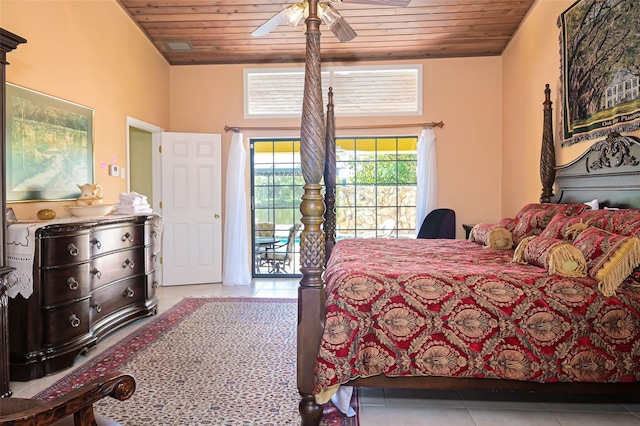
{"left": 417, "top": 208, "right": 456, "bottom": 239}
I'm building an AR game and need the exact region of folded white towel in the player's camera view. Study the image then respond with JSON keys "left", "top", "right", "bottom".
{"left": 115, "top": 203, "right": 151, "bottom": 210}
{"left": 119, "top": 197, "right": 145, "bottom": 205}
{"left": 119, "top": 192, "right": 148, "bottom": 201}
{"left": 113, "top": 203, "right": 153, "bottom": 215}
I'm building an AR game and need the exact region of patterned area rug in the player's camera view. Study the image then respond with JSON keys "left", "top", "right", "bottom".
{"left": 34, "top": 298, "right": 359, "bottom": 425}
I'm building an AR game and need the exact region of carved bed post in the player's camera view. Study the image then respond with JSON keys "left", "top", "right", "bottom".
{"left": 297, "top": 0, "right": 327, "bottom": 424}
{"left": 323, "top": 88, "right": 336, "bottom": 261}
{"left": 540, "top": 83, "right": 556, "bottom": 203}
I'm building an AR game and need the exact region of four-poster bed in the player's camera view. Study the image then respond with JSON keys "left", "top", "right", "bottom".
{"left": 295, "top": 4, "right": 640, "bottom": 425}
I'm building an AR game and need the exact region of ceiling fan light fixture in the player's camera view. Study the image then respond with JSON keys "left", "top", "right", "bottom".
{"left": 319, "top": 4, "right": 340, "bottom": 29}
{"left": 323, "top": 3, "right": 357, "bottom": 42}
{"left": 251, "top": 0, "right": 358, "bottom": 42}
{"left": 283, "top": 3, "right": 306, "bottom": 27}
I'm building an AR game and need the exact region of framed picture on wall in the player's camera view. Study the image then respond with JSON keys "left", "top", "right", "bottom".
{"left": 5, "top": 83, "right": 94, "bottom": 201}
{"left": 559, "top": 0, "right": 640, "bottom": 146}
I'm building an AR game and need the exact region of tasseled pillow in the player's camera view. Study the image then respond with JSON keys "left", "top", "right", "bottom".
{"left": 469, "top": 223, "right": 513, "bottom": 249}
{"left": 513, "top": 235, "right": 587, "bottom": 278}
{"left": 572, "top": 227, "right": 640, "bottom": 296}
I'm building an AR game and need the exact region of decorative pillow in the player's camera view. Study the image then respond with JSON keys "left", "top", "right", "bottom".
{"left": 496, "top": 217, "right": 516, "bottom": 232}
{"left": 539, "top": 209, "right": 614, "bottom": 241}
{"left": 469, "top": 223, "right": 513, "bottom": 249}
{"left": 513, "top": 236, "right": 587, "bottom": 277}
{"left": 515, "top": 203, "right": 590, "bottom": 221}
{"left": 512, "top": 203, "right": 591, "bottom": 245}
{"left": 572, "top": 227, "right": 640, "bottom": 296}
{"left": 602, "top": 209, "right": 640, "bottom": 238}
{"left": 539, "top": 214, "right": 589, "bottom": 241}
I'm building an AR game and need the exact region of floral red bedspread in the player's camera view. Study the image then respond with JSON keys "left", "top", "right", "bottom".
{"left": 313, "top": 238, "right": 640, "bottom": 396}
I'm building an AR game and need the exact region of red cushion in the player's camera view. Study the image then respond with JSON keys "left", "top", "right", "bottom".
{"left": 572, "top": 227, "right": 640, "bottom": 296}
{"left": 512, "top": 203, "right": 591, "bottom": 244}
{"left": 513, "top": 235, "right": 586, "bottom": 277}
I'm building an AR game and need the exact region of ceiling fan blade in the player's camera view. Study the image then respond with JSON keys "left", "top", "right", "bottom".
{"left": 323, "top": 3, "right": 357, "bottom": 42}
{"left": 341, "top": 0, "right": 411, "bottom": 6}
{"left": 329, "top": 17, "right": 357, "bottom": 42}
{"left": 251, "top": 8, "right": 289, "bottom": 37}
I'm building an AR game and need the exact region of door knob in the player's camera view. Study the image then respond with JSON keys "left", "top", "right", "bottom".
{"left": 215, "top": 214, "right": 220, "bottom": 218}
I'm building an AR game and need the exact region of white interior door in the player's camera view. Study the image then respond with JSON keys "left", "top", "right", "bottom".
{"left": 161, "top": 132, "right": 222, "bottom": 285}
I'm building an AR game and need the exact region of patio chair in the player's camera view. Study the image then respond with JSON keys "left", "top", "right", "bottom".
{"left": 261, "top": 223, "right": 301, "bottom": 273}
{"left": 377, "top": 219, "right": 396, "bottom": 238}
{"left": 255, "top": 222, "right": 275, "bottom": 238}
{"left": 255, "top": 222, "right": 275, "bottom": 270}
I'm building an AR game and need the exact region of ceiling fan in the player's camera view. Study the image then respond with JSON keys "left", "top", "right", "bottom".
{"left": 251, "top": 0, "right": 412, "bottom": 43}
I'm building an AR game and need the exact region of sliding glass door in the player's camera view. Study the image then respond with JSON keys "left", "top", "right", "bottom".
{"left": 251, "top": 138, "right": 303, "bottom": 278}
{"left": 250, "top": 134, "right": 418, "bottom": 277}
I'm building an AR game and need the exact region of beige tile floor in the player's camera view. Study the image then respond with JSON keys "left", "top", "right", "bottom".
{"left": 9, "top": 279, "right": 640, "bottom": 425}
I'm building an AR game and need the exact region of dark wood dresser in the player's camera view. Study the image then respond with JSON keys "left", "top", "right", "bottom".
{"left": 7, "top": 214, "right": 160, "bottom": 381}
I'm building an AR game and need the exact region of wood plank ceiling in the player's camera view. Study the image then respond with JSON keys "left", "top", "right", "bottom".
{"left": 117, "top": 0, "right": 536, "bottom": 65}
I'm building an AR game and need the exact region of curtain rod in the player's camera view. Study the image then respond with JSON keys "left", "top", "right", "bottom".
{"left": 224, "top": 121, "right": 444, "bottom": 133}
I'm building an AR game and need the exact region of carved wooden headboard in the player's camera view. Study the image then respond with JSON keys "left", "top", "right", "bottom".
{"left": 538, "top": 83, "right": 640, "bottom": 210}
{"left": 551, "top": 132, "right": 640, "bottom": 209}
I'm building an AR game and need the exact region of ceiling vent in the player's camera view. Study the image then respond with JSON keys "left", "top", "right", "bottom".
{"left": 164, "top": 40, "right": 193, "bottom": 52}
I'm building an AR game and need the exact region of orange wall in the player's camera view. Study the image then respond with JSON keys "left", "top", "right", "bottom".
{"left": 1, "top": 0, "right": 518, "bottom": 238}
{"left": 0, "top": 0, "right": 170, "bottom": 220}
{"left": 170, "top": 57, "right": 503, "bottom": 238}
{"left": 501, "top": 0, "right": 640, "bottom": 218}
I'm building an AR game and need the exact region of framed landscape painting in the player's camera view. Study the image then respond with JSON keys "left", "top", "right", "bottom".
{"left": 559, "top": 0, "right": 640, "bottom": 146}
{"left": 5, "top": 83, "right": 94, "bottom": 201}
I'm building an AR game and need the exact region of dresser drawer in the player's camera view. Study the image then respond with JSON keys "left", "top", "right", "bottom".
{"left": 42, "top": 263, "right": 91, "bottom": 306}
{"left": 43, "top": 298, "right": 91, "bottom": 346}
{"left": 90, "top": 277, "right": 145, "bottom": 323}
{"left": 144, "top": 246, "right": 159, "bottom": 273}
{"left": 145, "top": 222, "right": 161, "bottom": 252}
{"left": 41, "top": 234, "right": 90, "bottom": 266}
{"left": 90, "top": 224, "right": 144, "bottom": 256}
{"left": 90, "top": 249, "right": 145, "bottom": 290}
{"left": 146, "top": 271, "right": 159, "bottom": 300}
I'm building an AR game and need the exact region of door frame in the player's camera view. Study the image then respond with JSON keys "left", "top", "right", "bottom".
{"left": 125, "top": 116, "right": 164, "bottom": 285}
{"left": 125, "top": 116, "right": 163, "bottom": 212}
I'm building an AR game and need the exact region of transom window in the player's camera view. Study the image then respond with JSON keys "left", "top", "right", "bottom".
{"left": 244, "top": 65, "right": 422, "bottom": 118}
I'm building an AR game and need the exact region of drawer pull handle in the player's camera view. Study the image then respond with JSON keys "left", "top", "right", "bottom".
{"left": 122, "top": 232, "right": 134, "bottom": 242}
{"left": 67, "top": 277, "right": 79, "bottom": 290}
{"left": 67, "top": 244, "right": 78, "bottom": 256}
{"left": 90, "top": 238, "right": 102, "bottom": 249}
{"left": 69, "top": 314, "right": 81, "bottom": 328}
{"left": 152, "top": 280, "right": 159, "bottom": 288}
{"left": 152, "top": 254, "right": 158, "bottom": 263}
{"left": 122, "top": 258, "right": 135, "bottom": 269}
{"left": 151, "top": 230, "right": 158, "bottom": 240}
{"left": 123, "top": 287, "right": 135, "bottom": 298}
{"left": 92, "top": 303, "right": 102, "bottom": 313}
{"left": 91, "top": 268, "right": 102, "bottom": 279}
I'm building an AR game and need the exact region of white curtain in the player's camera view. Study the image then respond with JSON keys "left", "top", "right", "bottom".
{"left": 415, "top": 128, "right": 437, "bottom": 237}
{"left": 222, "top": 132, "right": 251, "bottom": 286}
